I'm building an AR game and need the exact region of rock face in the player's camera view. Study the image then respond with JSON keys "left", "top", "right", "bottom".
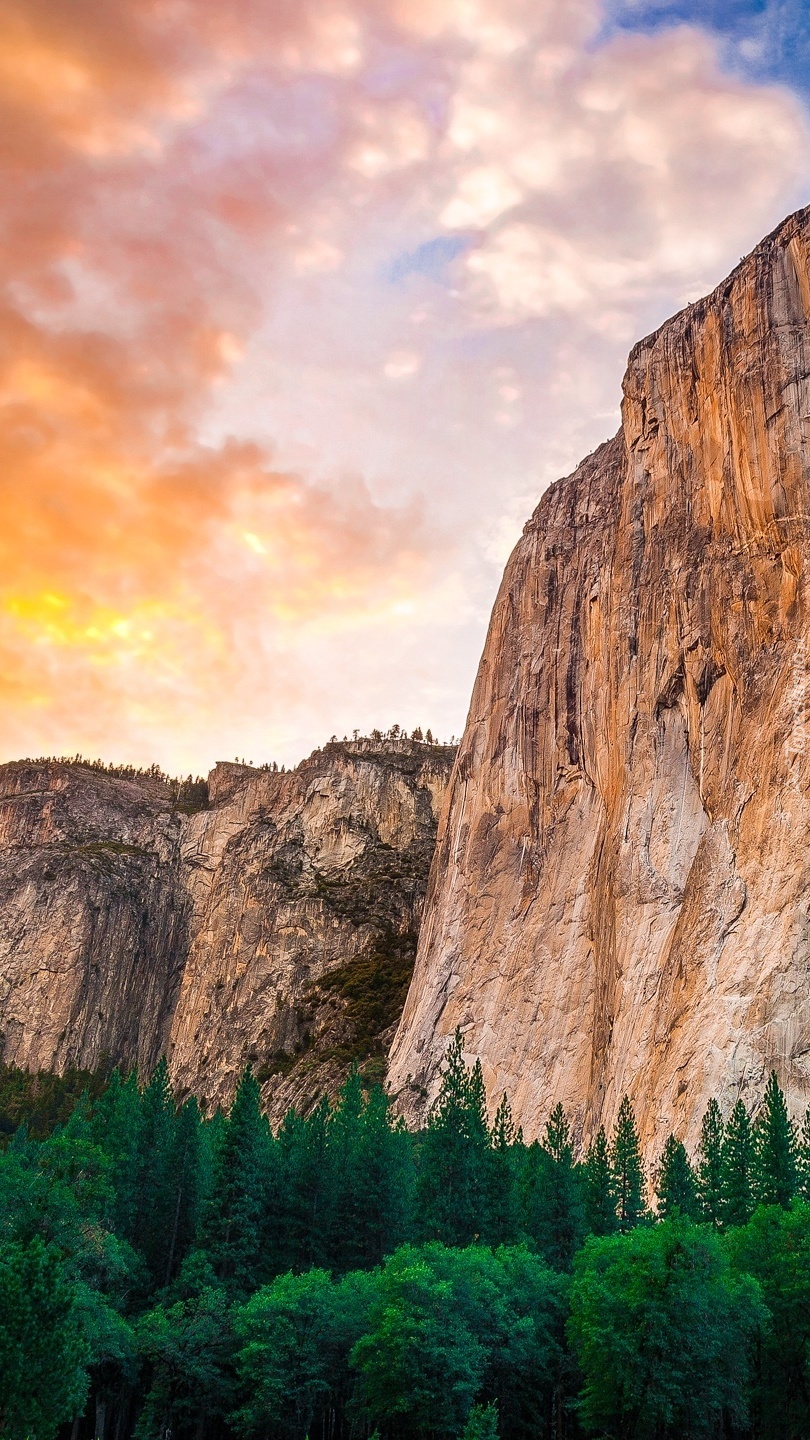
{"left": 388, "top": 207, "right": 810, "bottom": 1158}
{"left": 0, "top": 740, "right": 454, "bottom": 1117}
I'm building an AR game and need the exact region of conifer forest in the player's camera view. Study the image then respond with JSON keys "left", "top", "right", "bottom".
{"left": 3, "top": 1041, "right": 810, "bottom": 1440}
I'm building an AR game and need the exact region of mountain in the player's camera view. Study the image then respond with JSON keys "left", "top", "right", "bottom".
{"left": 388, "top": 206, "right": 810, "bottom": 1157}
{"left": 0, "top": 738, "right": 454, "bottom": 1116}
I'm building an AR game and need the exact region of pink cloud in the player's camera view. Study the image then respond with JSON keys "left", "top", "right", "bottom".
{"left": 0, "top": 0, "right": 807, "bottom": 772}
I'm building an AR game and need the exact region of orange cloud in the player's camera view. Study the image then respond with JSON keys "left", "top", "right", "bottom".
{"left": 0, "top": 0, "right": 443, "bottom": 770}
{"left": 0, "top": 0, "right": 806, "bottom": 772}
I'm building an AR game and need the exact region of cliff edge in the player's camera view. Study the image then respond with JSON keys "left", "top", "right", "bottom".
{"left": 388, "top": 206, "right": 810, "bottom": 1156}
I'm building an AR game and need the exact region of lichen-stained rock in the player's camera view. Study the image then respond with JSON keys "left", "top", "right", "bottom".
{"left": 0, "top": 740, "right": 454, "bottom": 1119}
{"left": 168, "top": 740, "right": 454, "bottom": 1115}
{"left": 387, "top": 206, "right": 810, "bottom": 1158}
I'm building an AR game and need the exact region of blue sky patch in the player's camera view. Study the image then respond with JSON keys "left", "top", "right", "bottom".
{"left": 603, "top": 0, "right": 810, "bottom": 102}
{"left": 388, "top": 234, "right": 471, "bottom": 285}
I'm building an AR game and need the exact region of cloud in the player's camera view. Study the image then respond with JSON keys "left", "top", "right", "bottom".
{"left": 0, "top": 0, "right": 807, "bottom": 771}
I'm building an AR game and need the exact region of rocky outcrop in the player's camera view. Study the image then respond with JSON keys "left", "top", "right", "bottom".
{"left": 0, "top": 740, "right": 454, "bottom": 1117}
{"left": 169, "top": 741, "right": 454, "bottom": 1114}
{"left": 388, "top": 206, "right": 810, "bottom": 1158}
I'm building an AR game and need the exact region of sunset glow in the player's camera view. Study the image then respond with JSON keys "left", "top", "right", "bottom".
{"left": 2, "top": 0, "right": 809, "bottom": 773}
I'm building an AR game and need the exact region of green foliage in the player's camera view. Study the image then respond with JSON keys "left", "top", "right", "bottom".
{"left": 7, "top": 1057, "right": 810, "bottom": 1440}
{"left": 415, "top": 1032, "right": 498, "bottom": 1247}
{"left": 610, "top": 1095, "right": 646, "bottom": 1230}
{"left": 753, "top": 1071, "right": 798, "bottom": 1208}
{"left": 327, "top": 1071, "right": 412, "bottom": 1271}
{"left": 135, "top": 1258, "right": 235, "bottom": 1440}
{"left": 519, "top": 1108, "right": 586, "bottom": 1270}
{"left": 0, "top": 1062, "right": 109, "bottom": 1144}
{"left": 461, "top": 1401, "right": 499, "bottom": 1440}
{"left": 696, "top": 1097, "right": 724, "bottom": 1225}
{"left": 233, "top": 1267, "right": 375, "bottom": 1440}
{"left": 199, "top": 1067, "right": 272, "bottom": 1296}
{"left": 0, "top": 1237, "right": 90, "bottom": 1440}
{"left": 729, "top": 1202, "right": 810, "bottom": 1440}
{"left": 350, "top": 1243, "right": 566, "bottom": 1440}
{"left": 569, "top": 1220, "right": 765, "bottom": 1439}
{"left": 721, "top": 1098, "right": 755, "bottom": 1227}
{"left": 655, "top": 1134, "right": 699, "bottom": 1220}
{"left": 315, "top": 936, "right": 417, "bottom": 1066}
{"left": 584, "top": 1127, "right": 616, "bottom": 1236}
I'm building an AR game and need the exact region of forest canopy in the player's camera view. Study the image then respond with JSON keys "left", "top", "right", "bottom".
{"left": 2, "top": 1042, "right": 810, "bottom": 1440}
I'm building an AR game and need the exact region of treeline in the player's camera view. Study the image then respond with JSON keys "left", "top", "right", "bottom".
{"left": 3, "top": 1041, "right": 810, "bottom": 1440}
{"left": 14, "top": 757, "right": 209, "bottom": 811}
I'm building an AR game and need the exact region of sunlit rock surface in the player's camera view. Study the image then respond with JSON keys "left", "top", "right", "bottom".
{"left": 0, "top": 740, "right": 454, "bottom": 1118}
{"left": 388, "top": 207, "right": 810, "bottom": 1157}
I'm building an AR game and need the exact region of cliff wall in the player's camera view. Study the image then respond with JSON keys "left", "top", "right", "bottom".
{"left": 388, "top": 207, "right": 810, "bottom": 1156}
{"left": 0, "top": 740, "right": 454, "bottom": 1117}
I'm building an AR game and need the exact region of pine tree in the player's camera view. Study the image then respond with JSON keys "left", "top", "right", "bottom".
{"left": 491, "top": 1093, "right": 515, "bottom": 1151}
{"left": 655, "top": 1135, "right": 698, "bottom": 1219}
{"left": 610, "top": 1096, "right": 646, "bottom": 1231}
{"left": 524, "top": 1105, "right": 579, "bottom": 1267}
{"left": 164, "top": 1096, "right": 205, "bottom": 1285}
{"left": 584, "top": 1127, "right": 616, "bottom": 1236}
{"left": 199, "top": 1067, "right": 272, "bottom": 1294}
{"left": 797, "top": 1105, "right": 810, "bottom": 1201}
{"left": 354, "top": 1083, "right": 413, "bottom": 1264}
{"left": 133, "top": 1058, "right": 180, "bottom": 1289}
{"left": 326, "top": 1070, "right": 411, "bottom": 1271}
{"left": 489, "top": 1093, "right": 520, "bottom": 1245}
{"left": 753, "top": 1071, "right": 797, "bottom": 1209}
{"left": 274, "top": 1096, "right": 331, "bottom": 1273}
{"left": 91, "top": 1068, "right": 142, "bottom": 1241}
{"left": 696, "top": 1098, "right": 725, "bottom": 1227}
{"left": 326, "top": 1068, "right": 366, "bottom": 1273}
{"left": 414, "top": 1031, "right": 495, "bottom": 1246}
{"left": 720, "top": 1099, "right": 754, "bottom": 1228}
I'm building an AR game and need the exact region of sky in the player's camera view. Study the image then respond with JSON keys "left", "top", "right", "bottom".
{"left": 1, "top": 0, "right": 809, "bottom": 776}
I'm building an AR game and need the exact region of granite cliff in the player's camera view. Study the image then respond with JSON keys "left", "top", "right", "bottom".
{"left": 388, "top": 206, "right": 810, "bottom": 1157}
{"left": 0, "top": 738, "right": 454, "bottom": 1117}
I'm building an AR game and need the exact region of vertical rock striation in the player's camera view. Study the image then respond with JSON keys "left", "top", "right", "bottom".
{"left": 388, "top": 207, "right": 810, "bottom": 1157}
{"left": 168, "top": 741, "right": 454, "bottom": 1114}
{"left": 0, "top": 762, "right": 187, "bottom": 1076}
{"left": 0, "top": 740, "right": 454, "bottom": 1118}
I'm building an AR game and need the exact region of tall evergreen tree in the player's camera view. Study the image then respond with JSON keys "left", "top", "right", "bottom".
{"left": 523, "top": 1104, "right": 585, "bottom": 1268}
{"left": 414, "top": 1031, "right": 495, "bottom": 1246}
{"left": 610, "top": 1096, "right": 646, "bottom": 1231}
{"left": 198, "top": 1067, "right": 272, "bottom": 1295}
{"left": 357, "top": 1083, "right": 413, "bottom": 1264}
{"left": 274, "top": 1096, "right": 331, "bottom": 1274}
{"left": 326, "top": 1068, "right": 367, "bottom": 1273}
{"left": 584, "top": 1127, "right": 616, "bottom": 1236}
{"left": 91, "top": 1069, "right": 142, "bottom": 1242}
{"left": 489, "top": 1094, "right": 520, "bottom": 1245}
{"left": 721, "top": 1100, "right": 754, "bottom": 1228}
{"left": 164, "top": 1097, "right": 205, "bottom": 1286}
{"left": 491, "top": 1093, "right": 515, "bottom": 1151}
{"left": 655, "top": 1135, "right": 699, "bottom": 1220}
{"left": 753, "top": 1071, "right": 797, "bottom": 1209}
{"left": 696, "top": 1098, "right": 725, "bottom": 1227}
{"left": 133, "top": 1058, "right": 180, "bottom": 1289}
{"left": 797, "top": 1105, "right": 810, "bottom": 1202}
{"left": 326, "top": 1071, "right": 411, "bottom": 1271}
